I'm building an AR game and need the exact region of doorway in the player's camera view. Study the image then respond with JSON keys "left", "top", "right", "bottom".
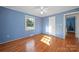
{"left": 66, "top": 16, "right": 75, "bottom": 36}
{"left": 64, "top": 12, "right": 78, "bottom": 47}
{"left": 64, "top": 13, "right": 77, "bottom": 47}
{"left": 64, "top": 11, "right": 79, "bottom": 39}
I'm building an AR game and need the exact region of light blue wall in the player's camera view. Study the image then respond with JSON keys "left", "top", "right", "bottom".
{"left": 55, "top": 14, "right": 64, "bottom": 38}
{"left": 0, "top": 7, "right": 42, "bottom": 43}
{"left": 0, "top": 16, "right": 2, "bottom": 41}
{"left": 42, "top": 17, "right": 49, "bottom": 34}
{"left": 42, "top": 8, "right": 79, "bottom": 39}
{"left": 42, "top": 14, "right": 64, "bottom": 38}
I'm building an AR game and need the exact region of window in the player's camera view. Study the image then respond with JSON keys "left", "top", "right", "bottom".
{"left": 25, "top": 15, "right": 35, "bottom": 31}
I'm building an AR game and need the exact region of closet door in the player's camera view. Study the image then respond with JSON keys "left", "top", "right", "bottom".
{"left": 49, "top": 16, "right": 56, "bottom": 35}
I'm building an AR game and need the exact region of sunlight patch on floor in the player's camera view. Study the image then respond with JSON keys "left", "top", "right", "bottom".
{"left": 41, "top": 36, "right": 52, "bottom": 46}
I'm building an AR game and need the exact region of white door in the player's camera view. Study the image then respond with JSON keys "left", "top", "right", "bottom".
{"left": 49, "top": 16, "right": 56, "bottom": 35}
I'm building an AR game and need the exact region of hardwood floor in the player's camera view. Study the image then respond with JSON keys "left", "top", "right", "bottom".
{"left": 0, "top": 33, "right": 79, "bottom": 52}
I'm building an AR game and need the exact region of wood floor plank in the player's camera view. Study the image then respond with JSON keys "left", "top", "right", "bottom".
{"left": 0, "top": 33, "right": 79, "bottom": 52}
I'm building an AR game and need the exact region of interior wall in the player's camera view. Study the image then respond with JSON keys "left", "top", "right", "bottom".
{"left": 42, "top": 14, "right": 66, "bottom": 38}
{"left": 0, "top": 7, "right": 42, "bottom": 43}
{"left": 42, "top": 17, "right": 49, "bottom": 34}
{"left": 0, "top": 17, "right": 2, "bottom": 41}
{"left": 43, "top": 8, "right": 79, "bottom": 39}
{"left": 75, "top": 13, "right": 79, "bottom": 39}
{"left": 55, "top": 14, "right": 64, "bottom": 38}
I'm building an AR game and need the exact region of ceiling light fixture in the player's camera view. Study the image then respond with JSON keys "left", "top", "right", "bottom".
{"left": 40, "top": 6, "right": 47, "bottom": 15}
{"left": 41, "top": 11, "right": 43, "bottom": 14}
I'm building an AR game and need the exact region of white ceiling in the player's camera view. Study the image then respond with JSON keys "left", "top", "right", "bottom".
{"left": 4, "top": 6, "right": 79, "bottom": 17}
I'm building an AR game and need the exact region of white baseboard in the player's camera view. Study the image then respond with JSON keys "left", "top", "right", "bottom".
{"left": 0, "top": 36, "right": 26, "bottom": 44}
{"left": 0, "top": 34, "right": 39, "bottom": 44}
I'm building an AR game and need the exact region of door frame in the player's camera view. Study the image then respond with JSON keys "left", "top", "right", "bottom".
{"left": 64, "top": 11, "right": 79, "bottom": 39}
